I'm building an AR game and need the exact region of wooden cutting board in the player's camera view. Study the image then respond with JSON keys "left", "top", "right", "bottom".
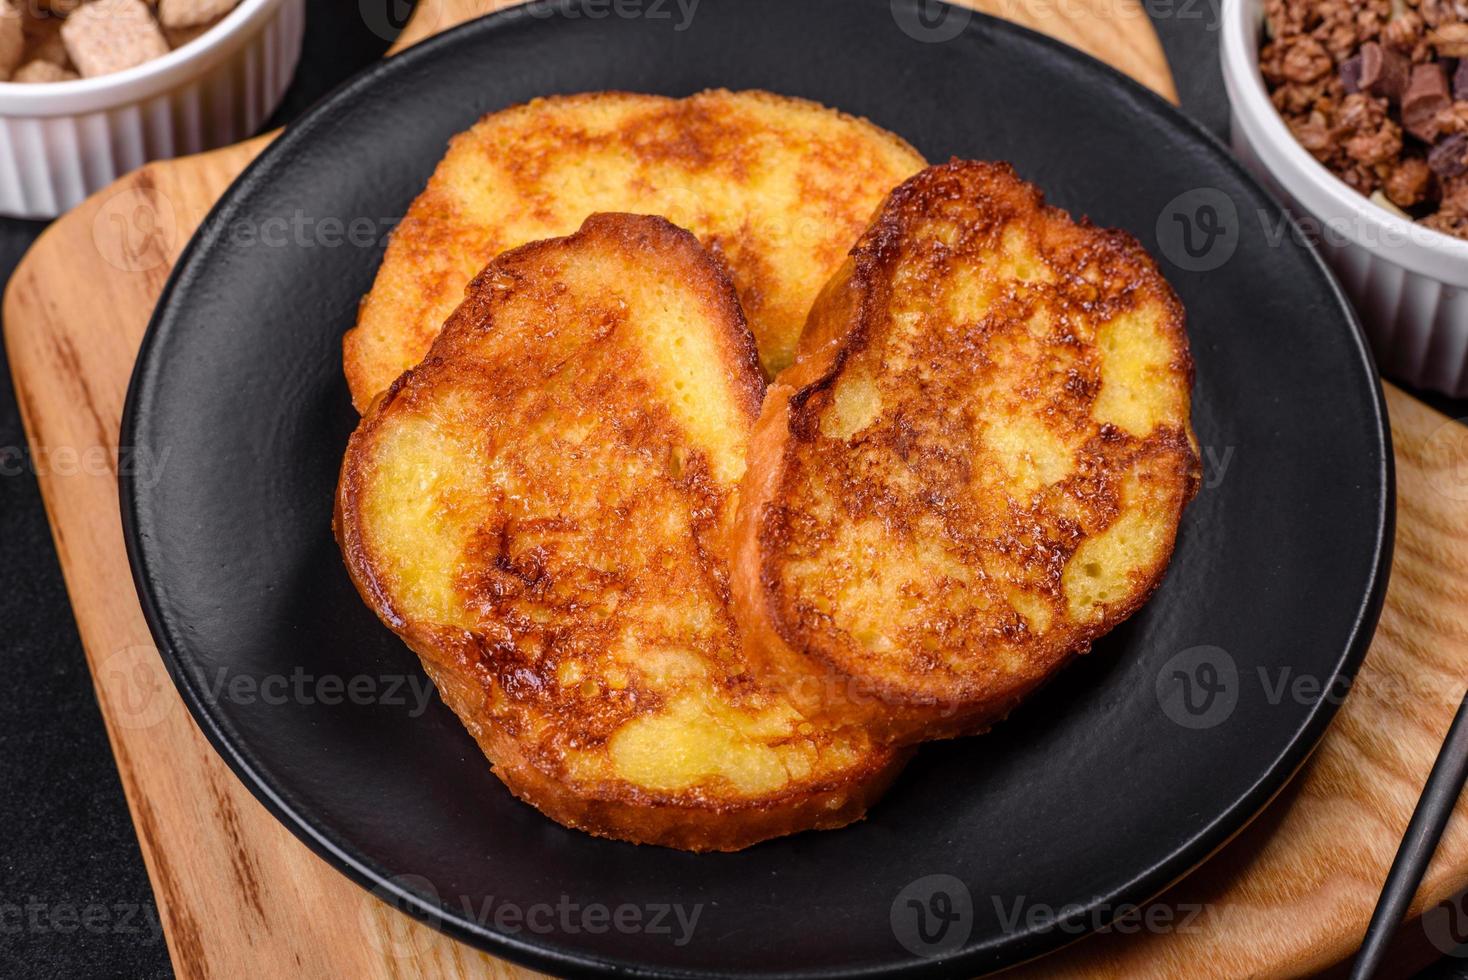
{"left": 5, "top": 3, "right": 1467, "bottom": 978}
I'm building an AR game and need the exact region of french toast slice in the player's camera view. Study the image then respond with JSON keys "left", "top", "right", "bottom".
{"left": 733, "top": 161, "right": 1202, "bottom": 744}
{"left": 336, "top": 213, "right": 906, "bottom": 851}
{"left": 342, "top": 89, "right": 926, "bottom": 411}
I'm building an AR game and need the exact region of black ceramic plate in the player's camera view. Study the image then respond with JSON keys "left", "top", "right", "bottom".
{"left": 120, "top": 0, "right": 1392, "bottom": 975}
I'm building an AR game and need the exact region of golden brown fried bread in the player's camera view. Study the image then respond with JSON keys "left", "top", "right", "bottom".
{"left": 336, "top": 214, "right": 906, "bottom": 851}
{"left": 733, "top": 161, "right": 1201, "bottom": 745}
{"left": 342, "top": 89, "right": 926, "bottom": 411}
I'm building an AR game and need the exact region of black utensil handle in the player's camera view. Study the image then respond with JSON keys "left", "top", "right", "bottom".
{"left": 1352, "top": 687, "right": 1468, "bottom": 980}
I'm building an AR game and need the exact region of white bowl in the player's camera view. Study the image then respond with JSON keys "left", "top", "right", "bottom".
{"left": 1221, "top": 0, "right": 1468, "bottom": 397}
{"left": 0, "top": 0, "right": 304, "bottom": 219}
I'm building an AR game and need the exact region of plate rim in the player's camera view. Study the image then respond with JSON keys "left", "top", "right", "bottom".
{"left": 118, "top": 0, "right": 1396, "bottom": 975}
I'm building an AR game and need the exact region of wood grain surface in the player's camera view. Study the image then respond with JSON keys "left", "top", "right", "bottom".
{"left": 6, "top": 3, "right": 1466, "bottom": 979}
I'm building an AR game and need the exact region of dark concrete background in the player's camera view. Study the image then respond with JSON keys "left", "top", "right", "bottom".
{"left": 0, "top": 2, "right": 1461, "bottom": 977}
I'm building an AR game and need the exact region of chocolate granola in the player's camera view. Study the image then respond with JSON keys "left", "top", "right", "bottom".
{"left": 1261, "top": 0, "right": 1468, "bottom": 240}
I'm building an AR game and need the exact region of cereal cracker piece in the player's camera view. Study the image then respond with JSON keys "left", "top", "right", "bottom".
{"left": 158, "top": 0, "right": 237, "bottom": 29}
{"left": 0, "top": 3, "right": 23, "bottom": 80}
{"left": 13, "top": 59, "right": 77, "bottom": 82}
{"left": 61, "top": 0, "right": 169, "bottom": 78}
{"left": 22, "top": 11, "right": 69, "bottom": 67}
{"left": 35, "top": 0, "right": 87, "bottom": 15}
{"left": 163, "top": 17, "right": 220, "bottom": 50}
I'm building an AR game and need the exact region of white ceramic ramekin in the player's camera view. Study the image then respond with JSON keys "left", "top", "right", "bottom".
{"left": 1222, "top": 0, "right": 1468, "bottom": 397}
{"left": 0, "top": 0, "right": 304, "bottom": 219}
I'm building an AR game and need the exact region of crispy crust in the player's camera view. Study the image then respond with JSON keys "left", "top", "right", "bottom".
{"left": 337, "top": 213, "right": 906, "bottom": 851}
{"left": 342, "top": 89, "right": 926, "bottom": 410}
{"left": 733, "top": 161, "right": 1202, "bottom": 745}
{"left": 417, "top": 656, "right": 907, "bottom": 852}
